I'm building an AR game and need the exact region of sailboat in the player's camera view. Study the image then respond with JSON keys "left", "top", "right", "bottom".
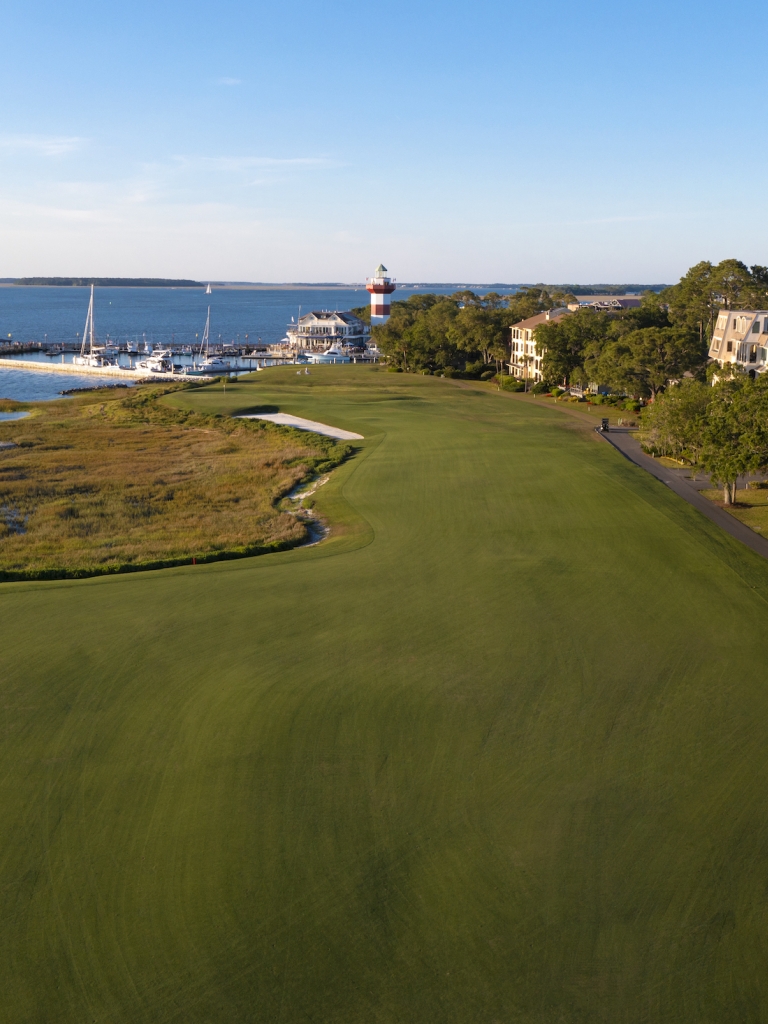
{"left": 73, "top": 285, "right": 115, "bottom": 367}
{"left": 205, "top": 283, "right": 212, "bottom": 295}
{"left": 190, "top": 307, "right": 230, "bottom": 374}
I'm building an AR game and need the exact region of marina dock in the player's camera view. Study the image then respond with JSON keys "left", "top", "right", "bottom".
{"left": 0, "top": 358, "right": 216, "bottom": 382}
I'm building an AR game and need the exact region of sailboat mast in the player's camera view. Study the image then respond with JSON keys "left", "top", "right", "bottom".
{"left": 89, "top": 284, "right": 94, "bottom": 354}
{"left": 198, "top": 307, "right": 210, "bottom": 358}
{"left": 80, "top": 284, "right": 94, "bottom": 357}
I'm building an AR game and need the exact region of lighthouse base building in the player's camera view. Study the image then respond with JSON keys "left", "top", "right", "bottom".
{"left": 366, "top": 264, "right": 396, "bottom": 325}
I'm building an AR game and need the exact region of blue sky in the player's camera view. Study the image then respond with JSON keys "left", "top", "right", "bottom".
{"left": 1, "top": 0, "right": 765, "bottom": 283}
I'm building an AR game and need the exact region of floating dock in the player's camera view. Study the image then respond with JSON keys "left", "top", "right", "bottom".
{"left": 0, "top": 358, "right": 215, "bottom": 382}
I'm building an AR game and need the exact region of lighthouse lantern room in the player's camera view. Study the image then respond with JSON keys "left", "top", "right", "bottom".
{"left": 366, "top": 264, "right": 396, "bottom": 325}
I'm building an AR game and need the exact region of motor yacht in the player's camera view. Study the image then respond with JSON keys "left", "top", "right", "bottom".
{"left": 136, "top": 348, "right": 174, "bottom": 373}
{"left": 309, "top": 342, "right": 350, "bottom": 364}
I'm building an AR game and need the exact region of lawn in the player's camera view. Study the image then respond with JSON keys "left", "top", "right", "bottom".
{"left": 2, "top": 365, "right": 768, "bottom": 1022}
{"left": 702, "top": 485, "right": 768, "bottom": 535}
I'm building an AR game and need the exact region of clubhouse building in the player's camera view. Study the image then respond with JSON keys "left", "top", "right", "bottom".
{"left": 286, "top": 311, "right": 371, "bottom": 352}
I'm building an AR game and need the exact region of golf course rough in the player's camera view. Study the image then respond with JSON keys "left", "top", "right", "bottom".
{"left": 2, "top": 365, "right": 768, "bottom": 1023}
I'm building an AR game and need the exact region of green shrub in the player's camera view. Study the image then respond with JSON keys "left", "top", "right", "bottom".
{"left": 464, "top": 360, "right": 485, "bottom": 378}
{"left": 480, "top": 370, "right": 496, "bottom": 381}
{"left": 531, "top": 381, "right": 549, "bottom": 395}
{"left": 499, "top": 377, "right": 525, "bottom": 392}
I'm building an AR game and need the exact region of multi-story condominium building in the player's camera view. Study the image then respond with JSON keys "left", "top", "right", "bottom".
{"left": 508, "top": 307, "right": 570, "bottom": 382}
{"left": 286, "top": 311, "right": 370, "bottom": 351}
{"left": 708, "top": 310, "right": 768, "bottom": 373}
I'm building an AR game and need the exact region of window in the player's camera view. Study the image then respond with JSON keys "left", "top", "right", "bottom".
{"left": 727, "top": 341, "right": 733, "bottom": 352}
{"left": 753, "top": 320, "right": 760, "bottom": 333}
{"left": 716, "top": 313, "right": 728, "bottom": 330}
{"left": 711, "top": 336, "right": 722, "bottom": 353}
{"left": 750, "top": 344, "right": 758, "bottom": 363}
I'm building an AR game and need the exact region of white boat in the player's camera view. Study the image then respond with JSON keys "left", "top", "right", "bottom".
{"left": 309, "top": 342, "right": 351, "bottom": 364}
{"left": 126, "top": 339, "right": 139, "bottom": 354}
{"left": 196, "top": 356, "right": 231, "bottom": 373}
{"left": 189, "top": 307, "right": 230, "bottom": 374}
{"left": 73, "top": 285, "right": 116, "bottom": 367}
{"left": 205, "top": 283, "right": 212, "bottom": 294}
{"left": 136, "top": 348, "right": 174, "bottom": 373}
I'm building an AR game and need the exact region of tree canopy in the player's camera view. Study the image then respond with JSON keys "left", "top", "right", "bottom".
{"left": 660, "top": 259, "right": 768, "bottom": 347}
{"left": 640, "top": 371, "right": 768, "bottom": 503}
{"left": 373, "top": 288, "right": 561, "bottom": 375}
{"left": 594, "top": 327, "right": 706, "bottom": 399}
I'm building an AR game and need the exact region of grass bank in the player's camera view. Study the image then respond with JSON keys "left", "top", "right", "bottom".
{"left": 2, "top": 365, "right": 768, "bottom": 1021}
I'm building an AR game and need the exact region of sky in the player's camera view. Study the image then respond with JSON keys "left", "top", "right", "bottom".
{"left": 1, "top": 0, "right": 766, "bottom": 284}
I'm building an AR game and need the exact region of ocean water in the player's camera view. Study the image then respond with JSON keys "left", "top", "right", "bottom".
{"left": 0, "top": 367, "right": 132, "bottom": 402}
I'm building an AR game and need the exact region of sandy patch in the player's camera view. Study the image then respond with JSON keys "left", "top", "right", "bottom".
{"left": 237, "top": 413, "right": 363, "bottom": 440}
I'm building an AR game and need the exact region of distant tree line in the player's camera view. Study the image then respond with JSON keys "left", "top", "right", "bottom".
{"left": 15, "top": 278, "right": 202, "bottom": 287}
{"left": 532, "top": 284, "right": 669, "bottom": 296}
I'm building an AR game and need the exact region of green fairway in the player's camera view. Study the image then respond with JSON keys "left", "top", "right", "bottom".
{"left": 4, "top": 365, "right": 768, "bottom": 1022}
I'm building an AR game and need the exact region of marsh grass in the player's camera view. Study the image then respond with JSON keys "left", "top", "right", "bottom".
{"left": 0, "top": 385, "right": 350, "bottom": 579}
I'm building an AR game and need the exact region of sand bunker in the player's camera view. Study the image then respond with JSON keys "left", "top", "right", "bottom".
{"left": 237, "top": 413, "right": 363, "bottom": 440}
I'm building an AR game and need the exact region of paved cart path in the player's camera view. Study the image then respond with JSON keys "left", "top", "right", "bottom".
{"left": 599, "top": 427, "right": 768, "bottom": 560}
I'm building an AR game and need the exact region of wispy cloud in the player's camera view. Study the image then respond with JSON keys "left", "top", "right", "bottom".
{"left": 0, "top": 134, "right": 85, "bottom": 157}
{"left": 216, "top": 77, "right": 242, "bottom": 86}
{"left": 564, "top": 213, "right": 662, "bottom": 226}
{"left": 187, "top": 155, "right": 336, "bottom": 172}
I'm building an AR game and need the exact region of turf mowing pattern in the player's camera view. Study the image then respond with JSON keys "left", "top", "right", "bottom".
{"left": 2, "top": 365, "right": 768, "bottom": 1023}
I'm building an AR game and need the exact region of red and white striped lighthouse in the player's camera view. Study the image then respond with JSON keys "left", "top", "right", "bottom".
{"left": 366, "top": 264, "right": 396, "bottom": 325}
